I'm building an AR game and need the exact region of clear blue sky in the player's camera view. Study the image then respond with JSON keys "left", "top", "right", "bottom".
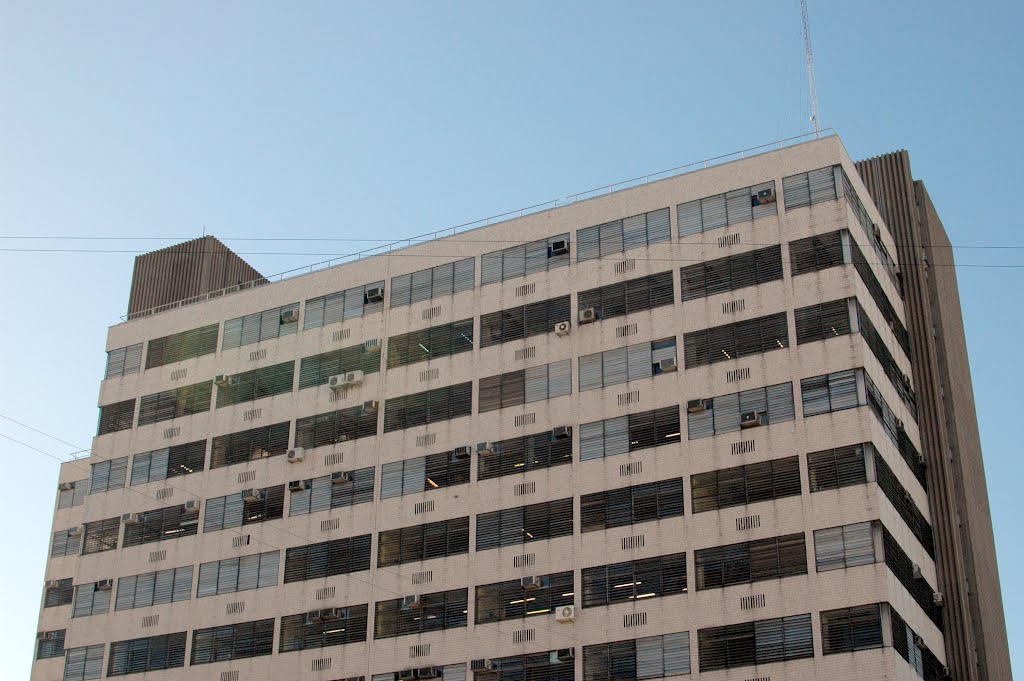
{"left": 1, "top": 1, "right": 1020, "bottom": 677}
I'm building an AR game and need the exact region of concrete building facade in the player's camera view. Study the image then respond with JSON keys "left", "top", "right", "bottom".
{"left": 30, "top": 135, "right": 1007, "bottom": 681}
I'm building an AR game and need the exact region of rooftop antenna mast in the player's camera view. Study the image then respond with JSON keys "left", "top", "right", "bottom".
{"left": 800, "top": 0, "right": 821, "bottom": 137}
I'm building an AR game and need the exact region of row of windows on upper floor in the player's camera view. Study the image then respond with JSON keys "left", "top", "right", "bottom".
{"left": 37, "top": 595, "right": 944, "bottom": 681}
{"left": 106, "top": 165, "right": 901, "bottom": 374}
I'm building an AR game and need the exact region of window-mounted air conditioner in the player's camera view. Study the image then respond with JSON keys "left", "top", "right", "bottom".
{"left": 686, "top": 398, "right": 708, "bottom": 414}
{"left": 242, "top": 488, "right": 264, "bottom": 502}
{"left": 555, "top": 648, "right": 575, "bottom": 662}
{"left": 933, "top": 592, "right": 944, "bottom": 607}
{"left": 67, "top": 526, "right": 82, "bottom": 536}
{"left": 364, "top": 286, "right": 385, "bottom": 304}
{"left": 477, "top": 442, "right": 495, "bottom": 457}
{"left": 548, "top": 240, "right": 570, "bottom": 257}
{"left": 44, "top": 580, "right": 61, "bottom": 590}
{"left": 280, "top": 309, "right": 299, "bottom": 324}
{"left": 657, "top": 357, "right": 678, "bottom": 373}
{"left": 121, "top": 512, "right": 141, "bottom": 525}
{"left": 452, "top": 445, "right": 472, "bottom": 461}
{"left": 401, "top": 594, "right": 422, "bottom": 610}
{"left": 332, "top": 471, "right": 352, "bottom": 485}
{"left": 740, "top": 411, "right": 764, "bottom": 429}
{"left": 416, "top": 667, "right": 442, "bottom": 680}
{"left": 183, "top": 500, "right": 199, "bottom": 513}
{"left": 57, "top": 482, "right": 74, "bottom": 492}
{"left": 551, "top": 426, "right": 572, "bottom": 440}
{"left": 752, "top": 187, "right": 777, "bottom": 206}
{"left": 397, "top": 671, "right": 417, "bottom": 681}
{"left": 214, "top": 374, "right": 231, "bottom": 387}
{"left": 288, "top": 480, "right": 307, "bottom": 493}
{"left": 95, "top": 579, "right": 113, "bottom": 591}
{"left": 520, "top": 575, "right": 543, "bottom": 590}
{"left": 362, "top": 400, "right": 379, "bottom": 415}
{"left": 913, "top": 563, "right": 924, "bottom": 580}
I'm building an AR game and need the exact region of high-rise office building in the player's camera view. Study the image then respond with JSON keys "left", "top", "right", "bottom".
{"left": 31, "top": 135, "right": 1010, "bottom": 681}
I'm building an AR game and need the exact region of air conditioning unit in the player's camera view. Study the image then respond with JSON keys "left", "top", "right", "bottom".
{"left": 752, "top": 187, "right": 777, "bottom": 205}
{"left": 305, "top": 610, "right": 323, "bottom": 624}
{"left": 578, "top": 307, "right": 597, "bottom": 324}
{"left": 913, "top": 563, "right": 924, "bottom": 580}
{"left": 57, "top": 482, "right": 74, "bottom": 492}
{"left": 364, "top": 338, "right": 382, "bottom": 353}
{"left": 548, "top": 239, "right": 570, "bottom": 256}
{"left": 121, "top": 512, "right": 141, "bottom": 525}
{"left": 397, "top": 671, "right": 418, "bottom": 681}
{"left": 362, "top": 400, "right": 379, "bottom": 414}
{"left": 917, "top": 452, "right": 927, "bottom": 466}
{"left": 329, "top": 371, "right": 364, "bottom": 390}
{"left": 37, "top": 631, "right": 54, "bottom": 641}
{"left": 318, "top": 607, "right": 343, "bottom": 621}
{"left": 895, "top": 418, "right": 905, "bottom": 431}
{"left": 402, "top": 594, "right": 422, "bottom": 610}
{"left": 686, "top": 398, "right": 708, "bottom": 414}
{"left": 67, "top": 526, "right": 82, "bottom": 536}
{"left": 554, "top": 321, "right": 571, "bottom": 337}
{"left": 288, "top": 480, "right": 308, "bottom": 493}
{"left": 183, "top": 500, "right": 199, "bottom": 513}
{"left": 555, "top": 648, "right": 575, "bottom": 663}
{"left": 902, "top": 373, "right": 912, "bottom": 389}
{"left": 657, "top": 357, "right": 678, "bottom": 373}
{"left": 332, "top": 471, "right": 352, "bottom": 485}
{"left": 477, "top": 442, "right": 495, "bottom": 457}
{"left": 214, "top": 374, "right": 231, "bottom": 387}
{"left": 95, "top": 579, "right": 113, "bottom": 591}
{"left": 242, "top": 488, "right": 264, "bottom": 502}
{"left": 740, "top": 411, "right": 764, "bottom": 429}
{"left": 417, "top": 667, "right": 442, "bottom": 680}
{"left": 521, "top": 575, "right": 543, "bottom": 590}
{"left": 555, "top": 605, "right": 576, "bottom": 623}
{"left": 364, "top": 286, "right": 385, "bottom": 303}
{"left": 872, "top": 224, "right": 882, "bottom": 241}
{"left": 551, "top": 425, "right": 572, "bottom": 440}
{"left": 280, "top": 309, "right": 299, "bottom": 324}
{"left": 251, "top": 447, "right": 270, "bottom": 459}
{"left": 913, "top": 633, "right": 926, "bottom": 649}
{"left": 933, "top": 592, "right": 945, "bottom": 607}
{"left": 286, "top": 447, "right": 305, "bottom": 463}
{"left": 44, "top": 580, "right": 60, "bottom": 590}
{"left": 452, "top": 445, "right": 472, "bottom": 460}
{"left": 479, "top": 659, "right": 498, "bottom": 671}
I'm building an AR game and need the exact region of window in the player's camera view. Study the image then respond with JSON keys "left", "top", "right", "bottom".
{"left": 36, "top": 630, "right": 66, "bottom": 660}
{"left": 475, "top": 571, "right": 574, "bottom": 624}
{"left": 190, "top": 618, "right": 275, "bottom": 664}
{"left": 577, "top": 272, "right": 674, "bottom": 322}
{"left": 81, "top": 517, "right": 120, "bottom": 555}
{"left": 51, "top": 528, "right": 82, "bottom": 558}
{"left": 107, "top": 633, "right": 187, "bottom": 676}
{"left": 850, "top": 239, "right": 910, "bottom": 356}
{"left": 691, "top": 456, "right": 802, "bottom": 513}
{"left": 841, "top": 170, "right": 901, "bottom": 289}
{"left": 579, "top": 406, "right": 681, "bottom": 461}
{"left": 63, "top": 644, "right": 104, "bottom": 681}
{"left": 474, "top": 651, "right": 575, "bottom": 681}
{"left": 197, "top": 552, "right": 278, "bottom": 598}
{"left": 145, "top": 324, "right": 219, "bottom": 369}
{"left": 296, "top": 405, "right": 377, "bottom": 449}
{"left": 891, "top": 605, "right": 947, "bottom": 679}
{"left": 477, "top": 429, "right": 573, "bottom": 481}
{"left": 383, "top": 382, "right": 473, "bottom": 432}
{"left": 222, "top": 303, "right": 299, "bottom": 350}
{"left": 807, "top": 444, "right": 868, "bottom": 492}
{"left": 387, "top": 319, "right": 474, "bottom": 369}
{"left": 694, "top": 534, "right": 807, "bottom": 590}
{"left": 794, "top": 299, "right": 853, "bottom": 345}
{"left": 686, "top": 382, "right": 795, "bottom": 439}
{"left": 864, "top": 371, "right": 925, "bottom": 487}
{"left": 874, "top": 450, "right": 933, "bottom": 557}
{"left": 581, "top": 479, "right": 684, "bottom": 532}
{"left": 391, "top": 258, "right": 475, "bottom": 306}
{"left": 131, "top": 440, "right": 206, "bottom": 485}
{"left": 373, "top": 588, "right": 468, "bottom": 639}
{"left": 377, "top": 517, "right": 470, "bottom": 567}
{"left": 288, "top": 468, "right": 375, "bottom": 516}
{"left": 89, "top": 457, "right": 128, "bottom": 494}
{"left": 820, "top": 603, "right": 883, "bottom": 655}
{"left": 283, "top": 535, "right": 372, "bottom": 583}
{"left": 204, "top": 485, "right": 285, "bottom": 532}
{"left": 279, "top": 604, "right": 369, "bottom": 652}
{"left": 216, "top": 361, "right": 295, "bottom": 407}
{"left": 680, "top": 245, "right": 783, "bottom": 302}
{"left": 682, "top": 312, "right": 788, "bottom": 368}
{"left": 677, "top": 180, "right": 778, "bottom": 237}
{"left": 782, "top": 166, "right": 837, "bottom": 209}
{"left": 801, "top": 368, "right": 862, "bottom": 417}
{"left": 115, "top": 566, "right": 193, "bottom": 610}
{"left": 698, "top": 613, "right": 814, "bottom": 672}
{"left": 579, "top": 338, "right": 677, "bottom": 391}
{"left": 582, "top": 552, "right": 687, "bottom": 607}
{"left": 478, "top": 360, "right": 572, "bottom": 413}
{"left": 577, "top": 207, "right": 671, "bottom": 261}
{"left": 381, "top": 450, "right": 471, "bottom": 498}
{"left": 298, "top": 343, "right": 382, "bottom": 389}
{"left": 123, "top": 503, "right": 200, "bottom": 547}
{"left": 44, "top": 578, "right": 74, "bottom": 607}
{"left": 304, "top": 281, "right": 385, "bottom": 328}
{"left": 813, "top": 521, "right": 877, "bottom": 571}
{"left": 882, "top": 527, "right": 943, "bottom": 629}
{"left": 857, "top": 301, "right": 916, "bottom": 415}
{"left": 211, "top": 422, "right": 290, "bottom": 469}
{"left": 105, "top": 343, "right": 143, "bottom": 378}
{"left": 583, "top": 631, "right": 691, "bottom": 680}
{"left": 789, "top": 229, "right": 846, "bottom": 277}
{"left": 57, "top": 480, "right": 88, "bottom": 509}
{"left": 72, "top": 580, "right": 111, "bottom": 618}
{"left": 479, "top": 295, "right": 571, "bottom": 348}
{"left": 476, "top": 498, "right": 574, "bottom": 551}
{"left": 97, "top": 399, "right": 135, "bottom": 435}
{"left": 137, "top": 381, "right": 213, "bottom": 426}
{"left": 481, "top": 235, "right": 569, "bottom": 286}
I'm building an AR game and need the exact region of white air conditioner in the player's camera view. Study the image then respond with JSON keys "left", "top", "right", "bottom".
{"left": 686, "top": 398, "right": 708, "bottom": 414}
{"left": 95, "top": 579, "right": 113, "bottom": 591}
{"left": 397, "top": 671, "right": 417, "bottom": 681}
{"left": 44, "top": 580, "right": 61, "bottom": 590}
{"left": 555, "top": 648, "right": 575, "bottom": 662}
{"left": 913, "top": 563, "right": 924, "bottom": 580}
{"left": 895, "top": 418, "right": 905, "bottom": 431}
{"left": 305, "top": 610, "right": 322, "bottom": 624}
{"left": 740, "top": 411, "right": 764, "bottom": 429}
{"left": 417, "top": 667, "right": 442, "bottom": 680}
{"left": 288, "top": 480, "right": 307, "bottom": 493}
{"left": 214, "top": 374, "right": 231, "bottom": 387}
{"left": 318, "top": 606, "right": 343, "bottom": 620}
{"left": 555, "top": 605, "right": 576, "bottom": 623}
{"left": 37, "top": 631, "right": 54, "bottom": 641}
{"left": 913, "top": 633, "right": 926, "bottom": 649}
{"left": 548, "top": 239, "right": 570, "bottom": 257}
{"left": 933, "top": 592, "right": 944, "bottom": 607}
{"left": 753, "top": 187, "right": 777, "bottom": 205}
{"left": 57, "top": 482, "right": 74, "bottom": 492}
{"left": 657, "top": 357, "right": 678, "bottom": 373}
{"left": 873, "top": 224, "right": 882, "bottom": 240}
{"left": 402, "top": 594, "right": 422, "bottom": 609}
{"left": 242, "top": 488, "right": 264, "bottom": 502}
{"left": 452, "top": 445, "right": 472, "bottom": 460}
{"left": 481, "top": 659, "right": 498, "bottom": 671}
{"left": 364, "top": 286, "right": 385, "bottom": 303}
{"left": 578, "top": 307, "right": 597, "bottom": 324}
{"left": 332, "top": 471, "right": 352, "bottom": 485}
{"left": 521, "top": 575, "right": 543, "bottom": 590}
{"left": 280, "top": 309, "right": 299, "bottom": 324}
{"left": 362, "top": 400, "right": 379, "bottom": 414}
{"left": 286, "top": 447, "right": 305, "bottom": 463}
{"left": 551, "top": 425, "right": 572, "bottom": 440}
{"left": 554, "top": 321, "right": 571, "bottom": 337}
{"left": 122, "top": 512, "right": 141, "bottom": 525}
{"left": 477, "top": 442, "right": 495, "bottom": 457}
{"left": 183, "top": 500, "right": 199, "bottom": 513}
{"left": 363, "top": 338, "right": 382, "bottom": 352}
{"left": 329, "top": 371, "right": 363, "bottom": 390}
